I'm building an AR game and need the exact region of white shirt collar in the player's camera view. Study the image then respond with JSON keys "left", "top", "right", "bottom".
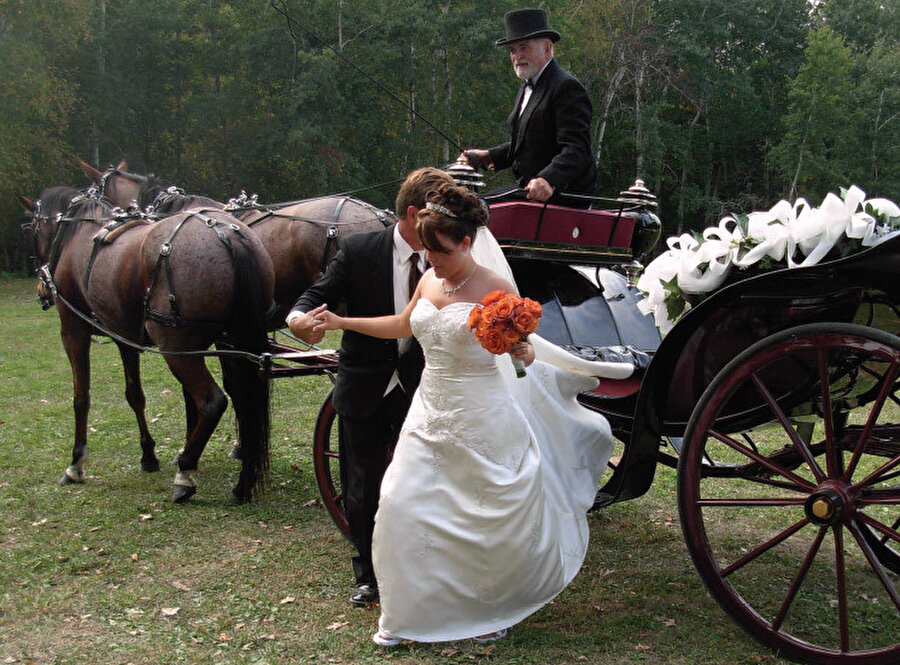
{"left": 529, "top": 58, "right": 552, "bottom": 86}
{"left": 393, "top": 224, "right": 417, "bottom": 263}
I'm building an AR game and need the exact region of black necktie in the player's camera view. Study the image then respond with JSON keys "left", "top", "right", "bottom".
{"left": 408, "top": 253, "right": 422, "bottom": 301}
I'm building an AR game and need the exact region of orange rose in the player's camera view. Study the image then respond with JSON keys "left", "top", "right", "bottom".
{"left": 481, "top": 290, "right": 506, "bottom": 306}
{"left": 493, "top": 298, "right": 515, "bottom": 319}
{"left": 478, "top": 328, "right": 509, "bottom": 355}
{"left": 522, "top": 298, "right": 542, "bottom": 316}
{"left": 502, "top": 327, "right": 522, "bottom": 345}
{"left": 513, "top": 309, "right": 538, "bottom": 334}
{"left": 467, "top": 305, "right": 482, "bottom": 329}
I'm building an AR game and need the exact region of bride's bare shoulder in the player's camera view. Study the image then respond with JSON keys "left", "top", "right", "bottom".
{"left": 480, "top": 266, "right": 515, "bottom": 293}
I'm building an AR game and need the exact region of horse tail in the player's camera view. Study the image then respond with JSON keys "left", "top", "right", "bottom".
{"left": 221, "top": 230, "right": 273, "bottom": 502}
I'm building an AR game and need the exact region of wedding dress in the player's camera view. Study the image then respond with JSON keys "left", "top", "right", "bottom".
{"left": 371, "top": 297, "right": 616, "bottom": 642}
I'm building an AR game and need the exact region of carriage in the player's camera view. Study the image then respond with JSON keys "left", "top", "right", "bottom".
{"left": 23, "top": 163, "right": 898, "bottom": 665}
{"left": 267, "top": 173, "right": 899, "bottom": 665}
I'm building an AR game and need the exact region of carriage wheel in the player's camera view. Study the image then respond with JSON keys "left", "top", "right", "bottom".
{"left": 313, "top": 389, "right": 350, "bottom": 540}
{"left": 678, "top": 323, "right": 899, "bottom": 665}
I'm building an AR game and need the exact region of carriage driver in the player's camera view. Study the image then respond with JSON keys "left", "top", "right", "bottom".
{"left": 461, "top": 8, "right": 597, "bottom": 206}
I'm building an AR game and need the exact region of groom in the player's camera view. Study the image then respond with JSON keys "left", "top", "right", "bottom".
{"left": 287, "top": 167, "right": 454, "bottom": 606}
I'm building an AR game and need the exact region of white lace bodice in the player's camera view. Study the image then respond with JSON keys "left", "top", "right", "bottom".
{"left": 410, "top": 299, "right": 498, "bottom": 378}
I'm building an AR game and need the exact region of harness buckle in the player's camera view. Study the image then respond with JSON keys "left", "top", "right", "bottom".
{"left": 326, "top": 225, "right": 339, "bottom": 239}
{"left": 37, "top": 264, "right": 56, "bottom": 310}
{"left": 160, "top": 243, "right": 172, "bottom": 257}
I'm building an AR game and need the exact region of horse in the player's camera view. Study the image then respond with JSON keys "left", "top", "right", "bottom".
{"left": 79, "top": 161, "right": 395, "bottom": 325}
{"left": 17, "top": 188, "right": 276, "bottom": 504}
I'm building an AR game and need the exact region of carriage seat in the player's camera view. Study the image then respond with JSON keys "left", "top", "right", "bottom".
{"left": 562, "top": 344, "right": 651, "bottom": 372}
{"left": 563, "top": 344, "right": 651, "bottom": 399}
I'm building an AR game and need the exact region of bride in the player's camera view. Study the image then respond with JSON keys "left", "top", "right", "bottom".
{"left": 309, "top": 182, "right": 627, "bottom": 646}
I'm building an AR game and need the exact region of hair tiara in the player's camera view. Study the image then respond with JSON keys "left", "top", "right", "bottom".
{"left": 425, "top": 201, "right": 457, "bottom": 218}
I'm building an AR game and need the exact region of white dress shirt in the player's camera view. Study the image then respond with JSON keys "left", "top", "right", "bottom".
{"left": 386, "top": 224, "right": 425, "bottom": 395}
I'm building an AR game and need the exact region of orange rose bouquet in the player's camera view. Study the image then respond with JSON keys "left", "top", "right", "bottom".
{"left": 468, "top": 290, "right": 542, "bottom": 377}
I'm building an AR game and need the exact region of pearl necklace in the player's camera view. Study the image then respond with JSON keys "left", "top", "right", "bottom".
{"left": 441, "top": 265, "right": 477, "bottom": 296}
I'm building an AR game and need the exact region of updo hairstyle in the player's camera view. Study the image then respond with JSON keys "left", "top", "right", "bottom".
{"left": 416, "top": 182, "right": 489, "bottom": 254}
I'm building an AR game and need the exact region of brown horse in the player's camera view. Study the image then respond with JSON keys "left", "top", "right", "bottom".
{"left": 79, "top": 161, "right": 395, "bottom": 324}
{"left": 18, "top": 188, "right": 275, "bottom": 503}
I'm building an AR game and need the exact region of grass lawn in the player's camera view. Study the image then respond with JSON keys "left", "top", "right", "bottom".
{"left": 0, "top": 276, "right": 796, "bottom": 665}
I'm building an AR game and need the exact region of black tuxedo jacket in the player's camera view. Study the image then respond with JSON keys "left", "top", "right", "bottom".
{"left": 291, "top": 226, "right": 423, "bottom": 419}
{"left": 488, "top": 59, "right": 597, "bottom": 194}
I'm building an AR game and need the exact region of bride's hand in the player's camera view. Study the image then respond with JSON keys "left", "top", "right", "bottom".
{"left": 309, "top": 303, "right": 343, "bottom": 332}
{"left": 509, "top": 340, "right": 535, "bottom": 367}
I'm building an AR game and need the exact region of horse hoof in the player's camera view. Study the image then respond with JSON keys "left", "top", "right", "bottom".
{"left": 172, "top": 484, "right": 197, "bottom": 503}
{"left": 59, "top": 473, "right": 83, "bottom": 486}
{"left": 230, "top": 490, "right": 251, "bottom": 505}
{"left": 228, "top": 445, "right": 242, "bottom": 460}
{"left": 142, "top": 458, "right": 161, "bottom": 473}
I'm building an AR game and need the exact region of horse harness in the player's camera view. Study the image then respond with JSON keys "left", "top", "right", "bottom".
{"left": 41, "top": 202, "right": 250, "bottom": 334}
{"left": 141, "top": 208, "right": 249, "bottom": 330}
{"left": 239, "top": 196, "right": 393, "bottom": 277}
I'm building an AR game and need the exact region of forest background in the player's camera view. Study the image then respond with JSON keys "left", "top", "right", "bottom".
{"left": 0, "top": 0, "right": 897, "bottom": 274}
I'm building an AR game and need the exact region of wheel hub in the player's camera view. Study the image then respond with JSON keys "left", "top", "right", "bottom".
{"left": 804, "top": 482, "right": 854, "bottom": 526}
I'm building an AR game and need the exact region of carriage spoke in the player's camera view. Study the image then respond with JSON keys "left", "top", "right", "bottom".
{"left": 832, "top": 525, "right": 851, "bottom": 653}
{"left": 852, "top": 453, "right": 900, "bottom": 493}
{"left": 750, "top": 372, "right": 826, "bottom": 482}
{"left": 847, "top": 520, "right": 900, "bottom": 614}
{"left": 856, "top": 512, "right": 900, "bottom": 548}
{"left": 709, "top": 428, "right": 817, "bottom": 491}
{"left": 844, "top": 361, "right": 899, "bottom": 481}
{"left": 698, "top": 497, "right": 807, "bottom": 507}
{"left": 719, "top": 517, "right": 811, "bottom": 578}
{"left": 770, "top": 526, "right": 827, "bottom": 632}
{"left": 815, "top": 350, "right": 843, "bottom": 480}
{"left": 738, "top": 474, "right": 814, "bottom": 493}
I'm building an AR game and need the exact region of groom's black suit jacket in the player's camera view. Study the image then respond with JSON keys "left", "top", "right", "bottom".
{"left": 291, "top": 226, "right": 423, "bottom": 419}
{"left": 488, "top": 58, "right": 597, "bottom": 195}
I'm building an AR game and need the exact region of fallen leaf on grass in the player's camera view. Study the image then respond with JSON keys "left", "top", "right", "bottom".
{"left": 30, "top": 518, "right": 47, "bottom": 527}
{"left": 171, "top": 580, "right": 190, "bottom": 591}
{"left": 130, "top": 553, "right": 139, "bottom": 562}
{"left": 161, "top": 607, "right": 180, "bottom": 616}
{"left": 326, "top": 621, "right": 348, "bottom": 631}
{"left": 138, "top": 513, "right": 153, "bottom": 521}
{"left": 218, "top": 633, "right": 232, "bottom": 642}
{"left": 302, "top": 499, "right": 319, "bottom": 507}
{"left": 279, "top": 596, "right": 295, "bottom": 605}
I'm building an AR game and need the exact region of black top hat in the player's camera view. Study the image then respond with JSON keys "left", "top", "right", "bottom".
{"left": 495, "top": 8, "right": 561, "bottom": 46}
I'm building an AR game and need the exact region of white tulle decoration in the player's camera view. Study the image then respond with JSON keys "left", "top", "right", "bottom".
{"left": 637, "top": 185, "right": 900, "bottom": 335}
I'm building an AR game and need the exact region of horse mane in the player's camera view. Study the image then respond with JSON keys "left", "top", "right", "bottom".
{"left": 36, "top": 186, "right": 82, "bottom": 220}
{"left": 44, "top": 195, "right": 111, "bottom": 271}
{"left": 138, "top": 175, "right": 222, "bottom": 214}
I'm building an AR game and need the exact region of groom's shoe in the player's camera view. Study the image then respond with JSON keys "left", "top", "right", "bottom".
{"left": 350, "top": 583, "right": 379, "bottom": 607}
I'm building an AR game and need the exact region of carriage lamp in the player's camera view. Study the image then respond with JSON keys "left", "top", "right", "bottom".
{"left": 446, "top": 156, "right": 486, "bottom": 191}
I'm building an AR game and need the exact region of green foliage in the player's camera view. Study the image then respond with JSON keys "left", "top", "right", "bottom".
{"left": 770, "top": 27, "right": 857, "bottom": 201}
{"left": 0, "top": 0, "right": 898, "bottom": 271}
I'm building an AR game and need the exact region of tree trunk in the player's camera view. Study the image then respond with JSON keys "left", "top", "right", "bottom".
{"left": 595, "top": 63, "right": 626, "bottom": 164}
{"left": 634, "top": 51, "right": 645, "bottom": 179}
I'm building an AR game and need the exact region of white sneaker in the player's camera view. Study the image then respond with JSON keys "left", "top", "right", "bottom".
{"left": 372, "top": 630, "right": 402, "bottom": 647}
{"left": 473, "top": 628, "right": 507, "bottom": 644}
